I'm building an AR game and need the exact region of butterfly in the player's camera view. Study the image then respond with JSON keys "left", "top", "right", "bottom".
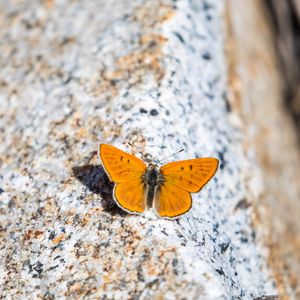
{"left": 99, "top": 144, "right": 219, "bottom": 218}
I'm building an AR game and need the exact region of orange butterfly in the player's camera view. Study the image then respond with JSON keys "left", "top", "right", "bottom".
{"left": 99, "top": 144, "right": 219, "bottom": 219}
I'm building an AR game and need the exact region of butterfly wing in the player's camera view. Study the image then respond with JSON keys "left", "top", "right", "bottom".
{"left": 99, "top": 144, "right": 147, "bottom": 214}
{"left": 155, "top": 158, "right": 219, "bottom": 218}
{"left": 155, "top": 183, "right": 192, "bottom": 218}
{"left": 114, "top": 178, "right": 146, "bottom": 213}
{"left": 160, "top": 158, "right": 219, "bottom": 192}
{"left": 99, "top": 144, "right": 146, "bottom": 183}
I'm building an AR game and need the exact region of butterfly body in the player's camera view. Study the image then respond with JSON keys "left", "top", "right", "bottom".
{"left": 99, "top": 144, "right": 219, "bottom": 219}
{"left": 141, "top": 164, "right": 165, "bottom": 209}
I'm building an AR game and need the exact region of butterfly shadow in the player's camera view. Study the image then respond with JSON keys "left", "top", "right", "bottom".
{"left": 72, "top": 164, "right": 128, "bottom": 216}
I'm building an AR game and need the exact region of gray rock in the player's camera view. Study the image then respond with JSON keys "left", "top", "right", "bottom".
{"left": 1, "top": 1, "right": 294, "bottom": 299}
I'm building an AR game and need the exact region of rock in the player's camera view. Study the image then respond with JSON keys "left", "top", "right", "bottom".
{"left": 0, "top": 0, "right": 299, "bottom": 299}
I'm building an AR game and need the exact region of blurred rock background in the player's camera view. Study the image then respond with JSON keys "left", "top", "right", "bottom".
{"left": 266, "top": 0, "right": 300, "bottom": 141}
{"left": 227, "top": 1, "right": 300, "bottom": 298}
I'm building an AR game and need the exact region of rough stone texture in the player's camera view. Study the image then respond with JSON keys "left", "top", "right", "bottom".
{"left": 1, "top": 0, "right": 297, "bottom": 299}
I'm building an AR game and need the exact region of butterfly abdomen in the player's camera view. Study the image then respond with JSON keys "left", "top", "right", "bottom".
{"left": 143, "top": 165, "right": 165, "bottom": 208}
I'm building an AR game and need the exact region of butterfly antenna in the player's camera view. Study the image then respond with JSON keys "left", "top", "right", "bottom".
{"left": 158, "top": 148, "right": 184, "bottom": 164}
{"left": 127, "top": 142, "right": 137, "bottom": 153}
{"left": 127, "top": 142, "right": 146, "bottom": 160}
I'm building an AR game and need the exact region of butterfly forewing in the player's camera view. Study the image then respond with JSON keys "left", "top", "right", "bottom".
{"left": 155, "top": 183, "right": 192, "bottom": 218}
{"left": 99, "top": 144, "right": 146, "bottom": 183}
{"left": 160, "top": 158, "right": 219, "bottom": 193}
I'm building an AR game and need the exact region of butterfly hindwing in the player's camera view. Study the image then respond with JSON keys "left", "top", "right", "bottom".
{"left": 160, "top": 158, "right": 219, "bottom": 193}
{"left": 99, "top": 144, "right": 146, "bottom": 183}
{"left": 114, "top": 178, "right": 146, "bottom": 213}
{"left": 155, "top": 183, "right": 192, "bottom": 218}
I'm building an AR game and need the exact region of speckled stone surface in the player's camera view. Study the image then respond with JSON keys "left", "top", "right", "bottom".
{"left": 0, "top": 1, "right": 278, "bottom": 299}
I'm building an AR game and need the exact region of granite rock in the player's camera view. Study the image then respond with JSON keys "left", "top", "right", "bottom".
{"left": 0, "top": 0, "right": 292, "bottom": 299}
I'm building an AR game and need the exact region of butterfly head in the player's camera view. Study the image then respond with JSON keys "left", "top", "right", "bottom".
{"left": 143, "top": 163, "right": 164, "bottom": 187}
